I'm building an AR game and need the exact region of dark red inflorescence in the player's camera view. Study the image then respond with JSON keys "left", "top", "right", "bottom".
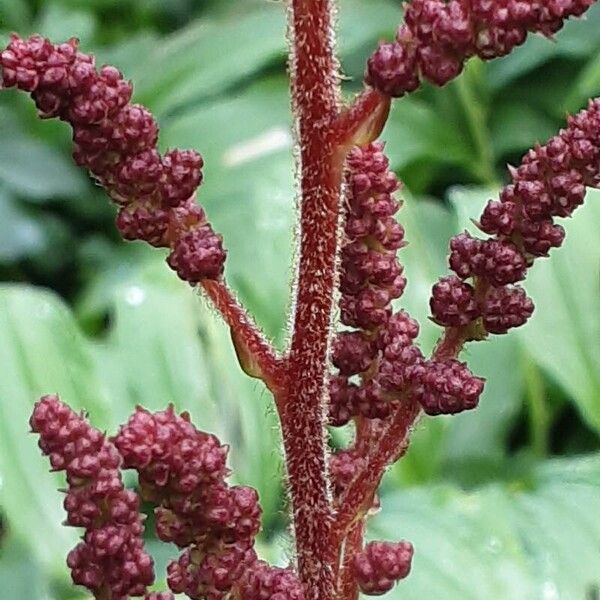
{"left": 113, "top": 406, "right": 303, "bottom": 600}
{"left": 30, "top": 395, "right": 155, "bottom": 600}
{"left": 233, "top": 561, "right": 306, "bottom": 600}
{"left": 0, "top": 34, "right": 225, "bottom": 282}
{"left": 430, "top": 98, "right": 600, "bottom": 338}
{"left": 366, "top": 0, "right": 597, "bottom": 97}
{"left": 352, "top": 541, "right": 413, "bottom": 596}
{"left": 331, "top": 142, "right": 485, "bottom": 424}
{"left": 330, "top": 142, "right": 411, "bottom": 425}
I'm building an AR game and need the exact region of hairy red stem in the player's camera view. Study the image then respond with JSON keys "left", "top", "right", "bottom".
{"left": 337, "top": 520, "right": 365, "bottom": 600}
{"left": 334, "top": 398, "right": 419, "bottom": 541}
{"left": 282, "top": 0, "right": 342, "bottom": 597}
{"left": 200, "top": 279, "right": 284, "bottom": 390}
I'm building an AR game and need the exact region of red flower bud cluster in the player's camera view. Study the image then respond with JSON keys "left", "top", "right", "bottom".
{"left": 113, "top": 406, "right": 302, "bottom": 600}
{"left": 234, "top": 561, "right": 305, "bottom": 599}
{"left": 329, "top": 449, "right": 366, "bottom": 498}
{"left": 0, "top": 34, "right": 225, "bottom": 282}
{"left": 29, "top": 395, "right": 155, "bottom": 600}
{"left": 339, "top": 143, "right": 407, "bottom": 331}
{"left": 352, "top": 541, "right": 413, "bottom": 595}
{"left": 331, "top": 144, "right": 485, "bottom": 423}
{"left": 366, "top": 0, "right": 595, "bottom": 97}
{"left": 330, "top": 143, "right": 409, "bottom": 424}
{"left": 430, "top": 98, "right": 600, "bottom": 336}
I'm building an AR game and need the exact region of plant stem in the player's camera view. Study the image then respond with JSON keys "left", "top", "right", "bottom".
{"left": 283, "top": 0, "right": 341, "bottom": 597}
{"left": 333, "top": 88, "right": 391, "bottom": 147}
{"left": 337, "top": 520, "right": 365, "bottom": 600}
{"left": 455, "top": 62, "right": 498, "bottom": 187}
{"left": 201, "top": 279, "right": 284, "bottom": 390}
{"left": 522, "top": 349, "right": 549, "bottom": 458}
{"left": 334, "top": 323, "right": 474, "bottom": 538}
{"left": 334, "top": 398, "right": 419, "bottom": 540}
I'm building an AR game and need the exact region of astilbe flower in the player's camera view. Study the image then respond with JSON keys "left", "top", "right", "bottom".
{"left": 331, "top": 142, "right": 485, "bottom": 428}
{"left": 430, "top": 98, "right": 600, "bottom": 337}
{"left": 233, "top": 562, "right": 305, "bottom": 600}
{"left": 29, "top": 395, "right": 157, "bottom": 600}
{"left": 330, "top": 142, "right": 410, "bottom": 426}
{"left": 8, "top": 2, "right": 600, "bottom": 598}
{"left": 352, "top": 541, "right": 414, "bottom": 596}
{"left": 0, "top": 34, "right": 225, "bottom": 282}
{"left": 366, "top": 0, "right": 595, "bottom": 97}
{"left": 113, "top": 406, "right": 302, "bottom": 600}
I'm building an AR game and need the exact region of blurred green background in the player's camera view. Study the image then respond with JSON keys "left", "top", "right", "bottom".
{"left": 0, "top": 1, "right": 599, "bottom": 598}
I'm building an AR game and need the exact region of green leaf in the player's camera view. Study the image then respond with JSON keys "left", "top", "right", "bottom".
{"left": 0, "top": 534, "right": 51, "bottom": 599}
{"left": 371, "top": 454, "right": 600, "bottom": 599}
{"left": 0, "top": 136, "right": 88, "bottom": 200}
{"left": 337, "top": 0, "right": 402, "bottom": 57}
{"left": 34, "top": 4, "right": 97, "bottom": 47}
{"left": 563, "top": 51, "right": 600, "bottom": 114}
{"left": 383, "top": 99, "right": 473, "bottom": 174}
{"left": 0, "top": 0, "right": 30, "bottom": 31}
{"left": 0, "top": 185, "right": 75, "bottom": 266}
{"left": 84, "top": 260, "right": 221, "bottom": 426}
{"left": 132, "top": 0, "right": 401, "bottom": 115}
{"left": 490, "top": 102, "right": 557, "bottom": 157}
{"left": 441, "top": 333, "right": 524, "bottom": 464}
{"left": 0, "top": 284, "right": 111, "bottom": 574}
{"left": 0, "top": 187, "right": 48, "bottom": 262}
{"left": 133, "top": 6, "right": 287, "bottom": 114}
{"left": 520, "top": 190, "right": 600, "bottom": 433}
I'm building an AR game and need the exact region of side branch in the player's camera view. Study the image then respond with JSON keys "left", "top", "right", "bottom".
{"left": 333, "top": 322, "right": 479, "bottom": 538}
{"left": 200, "top": 279, "right": 284, "bottom": 391}
{"left": 333, "top": 397, "right": 420, "bottom": 540}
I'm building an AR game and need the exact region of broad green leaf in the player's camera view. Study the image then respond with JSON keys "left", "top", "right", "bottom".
{"left": 131, "top": 0, "right": 402, "bottom": 116}
{"left": 0, "top": 284, "right": 111, "bottom": 574}
{"left": 0, "top": 136, "right": 87, "bottom": 200}
{"left": 0, "top": 185, "right": 74, "bottom": 266}
{"left": 94, "top": 32, "right": 161, "bottom": 78}
{"left": 383, "top": 99, "right": 473, "bottom": 174}
{"left": 521, "top": 191, "right": 600, "bottom": 433}
{"left": 564, "top": 51, "right": 600, "bottom": 113}
{"left": 0, "top": 534, "right": 52, "bottom": 599}
{"left": 372, "top": 454, "right": 600, "bottom": 599}
{"left": 337, "top": 0, "right": 402, "bottom": 57}
{"left": 0, "top": 0, "right": 30, "bottom": 31}
{"left": 490, "top": 102, "right": 557, "bottom": 157}
{"left": 133, "top": 6, "right": 288, "bottom": 114}
{"left": 34, "top": 4, "right": 97, "bottom": 47}
{"left": 0, "top": 187, "right": 47, "bottom": 261}
{"left": 440, "top": 333, "right": 523, "bottom": 464}
{"left": 85, "top": 260, "right": 220, "bottom": 426}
